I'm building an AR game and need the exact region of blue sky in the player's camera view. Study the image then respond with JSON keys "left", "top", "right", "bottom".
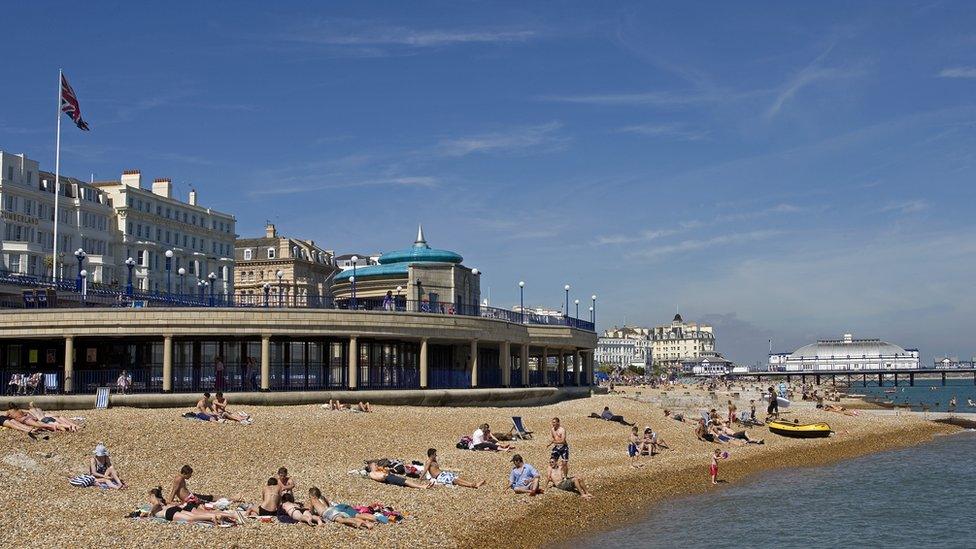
{"left": 3, "top": 1, "right": 976, "bottom": 365}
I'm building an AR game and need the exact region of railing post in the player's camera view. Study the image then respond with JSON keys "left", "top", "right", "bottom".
{"left": 260, "top": 335, "right": 271, "bottom": 391}
{"left": 470, "top": 339, "right": 479, "bottom": 388}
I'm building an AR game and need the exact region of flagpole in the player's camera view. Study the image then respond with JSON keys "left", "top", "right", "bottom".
{"left": 52, "top": 69, "right": 62, "bottom": 280}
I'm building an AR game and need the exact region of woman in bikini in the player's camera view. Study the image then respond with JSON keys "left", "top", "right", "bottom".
{"left": 0, "top": 413, "right": 45, "bottom": 440}
{"left": 307, "top": 487, "right": 377, "bottom": 529}
{"left": 89, "top": 443, "right": 125, "bottom": 489}
{"left": 6, "top": 403, "right": 59, "bottom": 432}
{"left": 279, "top": 492, "right": 321, "bottom": 526}
{"left": 28, "top": 402, "right": 81, "bottom": 431}
{"left": 147, "top": 486, "right": 241, "bottom": 525}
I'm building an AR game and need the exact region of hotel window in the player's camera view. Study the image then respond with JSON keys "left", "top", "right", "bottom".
{"left": 243, "top": 247, "right": 252, "bottom": 260}
{"left": 267, "top": 247, "right": 276, "bottom": 259}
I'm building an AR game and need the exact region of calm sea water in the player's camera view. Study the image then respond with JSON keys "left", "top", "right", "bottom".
{"left": 854, "top": 378, "right": 976, "bottom": 412}
{"left": 582, "top": 432, "right": 976, "bottom": 549}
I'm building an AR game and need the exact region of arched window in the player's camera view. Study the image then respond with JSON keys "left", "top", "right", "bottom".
{"left": 267, "top": 247, "right": 276, "bottom": 259}
{"left": 243, "top": 248, "right": 252, "bottom": 261}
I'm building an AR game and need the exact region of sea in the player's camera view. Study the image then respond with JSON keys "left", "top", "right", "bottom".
{"left": 853, "top": 377, "right": 976, "bottom": 412}
{"left": 582, "top": 431, "right": 976, "bottom": 548}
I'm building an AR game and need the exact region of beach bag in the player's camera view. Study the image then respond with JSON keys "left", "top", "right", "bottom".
{"left": 456, "top": 435, "right": 472, "bottom": 449}
{"left": 69, "top": 474, "right": 96, "bottom": 487}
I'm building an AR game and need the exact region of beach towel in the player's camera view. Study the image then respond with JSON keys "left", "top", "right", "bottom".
{"left": 69, "top": 474, "right": 96, "bottom": 487}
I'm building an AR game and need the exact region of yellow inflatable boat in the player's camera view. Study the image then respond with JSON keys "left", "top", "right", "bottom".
{"left": 767, "top": 420, "right": 833, "bottom": 438}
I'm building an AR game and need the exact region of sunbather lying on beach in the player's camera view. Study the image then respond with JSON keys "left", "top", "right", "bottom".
{"left": 545, "top": 458, "right": 593, "bottom": 499}
{"left": 27, "top": 402, "right": 81, "bottom": 431}
{"left": 307, "top": 487, "right": 377, "bottom": 529}
{"left": 147, "top": 486, "right": 241, "bottom": 525}
{"left": 367, "top": 462, "right": 433, "bottom": 489}
{"left": 0, "top": 412, "right": 47, "bottom": 440}
{"left": 710, "top": 424, "right": 764, "bottom": 445}
{"left": 664, "top": 409, "right": 685, "bottom": 422}
{"left": 6, "top": 402, "right": 59, "bottom": 433}
{"left": 588, "top": 407, "right": 635, "bottom": 426}
{"left": 325, "top": 400, "right": 373, "bottom": 412}
{"left": 89, "top": 443, "right": 125, "bottom": 489}
{"left": 823, "top": 404, "right": 859, "bottom": 416}
{"left": 424, "top": 448, "right": 486, "bottom": 488}
{"left": 279, "top": 492, "right": 321, "bottom": 526}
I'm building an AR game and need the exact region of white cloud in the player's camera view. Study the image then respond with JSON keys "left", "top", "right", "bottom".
{"left": 879, "top": 199, "right": 928, "bottom": 214}
{"left": 938, "top": 67, "right": 976, "bottom": 79}
{"left": 285, "top": 20, "right": 537, "bottom": 48}
{"left": 627, "top": 230, "right": 782, "bottom": 260}
{"left": 248, "top": 176, "right": 438, "bottom": 196}
{"left": 763, "top": 44, "right": 862, "bottom": 119}
{"left": 615, "top": 123, "right": 709, "bottom": 141}
{"left": 437, "top": 122, "right": 568, "bottom": 157}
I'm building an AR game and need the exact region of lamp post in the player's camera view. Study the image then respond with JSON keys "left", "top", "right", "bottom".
{"left": 124, "top": 257, "right": 135, "bottom": 296}
{"left": 564, "top": 284, "right": 570, "bottom": 318}
{"left": 164, "top": 249, "right": 173, "bottom": 296}
{"left": 208, "top": 272, "right": 217, "bottom": 306}
{"left": 471, "top": 268, "right": 479, "bottom": 314}
{"left": 74, "top": 248, "right": 86, "bottom": 292}
{"left": 574, "top": 298, "right": 580, "bottom": 319}
{"left": 197, "top": 279, "right": 205, "bottom": 302}
{"left": 350, "top": 255, "right": 358, "bottom": 309}
{"left": 591, "top": 294, "right": 597, "bottom": 324}
{"left": 589, "top": 306, "right": 594, "bottom": 325}
{"left": 79, "top": 269, "right": 88, "bottom": 302}
{"left": 396, "top": 285, "right": 403, "bottom": 311}
{"left": 276, "top": 269, "right": 284, "bottom": 307}
{"left": 177, "top": 267, "right": 186, "bottom": 298}
{"left": 519, "top": 281, "right": 525, "bottom": 323}
{"left": 263, "top": 282, "right": 271, "bottom": 308}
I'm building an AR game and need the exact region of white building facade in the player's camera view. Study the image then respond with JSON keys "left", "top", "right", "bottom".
{"left": 596, "top": 326, "right": 653, "bottom": 371}
{"left": 650, "top": 314, "right": 716, "bottom": 372}
{"left": 95, "top": 171, "right": 236, "bottom": 296}
{"left": 0, "top": 151, "right": 119, "bottom": 283}
{"left": 769, "top": 333, "right": 920, "bottom": 372}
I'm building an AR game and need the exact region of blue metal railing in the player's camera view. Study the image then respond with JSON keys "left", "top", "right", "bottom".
{"left": 563, "top": 371, "right": 576, "bottom": 385}
{"left": 429, "top": 368, "right": 471, "bottom": 389}
{"left": 509, "top": 368, "right": 522, "bottom": 387}
{"left": 0, "top": 268, "right": 596, "bottom": 331}
{"left": 478, "top": 367, "right": 502, "bottom": 388}
{"left": 528, "top": 370, "right": 544, "bottom": 386}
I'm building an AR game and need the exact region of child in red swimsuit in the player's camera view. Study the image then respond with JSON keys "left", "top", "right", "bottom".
{"left": 709, "top": 449, "right": 721, "bottom": 485}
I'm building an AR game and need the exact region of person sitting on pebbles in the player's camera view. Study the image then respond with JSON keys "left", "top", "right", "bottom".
{"left": 193, "top": 393, "right": 218, "bottom": 422}
{"left": 508, "top": 454, "right": 542, "bottom": 496}
{"left": 89, "top": 443, "right": 125, "bottom": 489}
{"left": 247, "top": 477, "right": 282, "bottom": 518}
{"left": 545, "top": 457, "right": 593, "bottom": 499}
{"left": 168, "top": 464, "right": 215, "bottom": 503}
{"left": 212, "top": 392, "right": 252, "bottom": 424}
{"left": 424, "top": 448, "right": 486, "bottom": 488}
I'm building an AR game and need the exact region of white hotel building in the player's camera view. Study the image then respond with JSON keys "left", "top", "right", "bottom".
{"left": 596, "top": 326, "right": 654, "bottom": 371}
{"left": 95, "top": 171, "right": 236, "bottom": 295}
{"left": 0, "top": 151, "right": 235, "bottom": 295}
{"left": 0, "top": 151, "right": 118, "bottom": 283}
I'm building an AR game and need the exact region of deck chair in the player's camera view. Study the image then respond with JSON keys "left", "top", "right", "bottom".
{"left": 44, "top": 373, "right": 58, "bottom": 394}
{"left": 95, "top": 387, "right": 110, "bottom": 409}
{"left": 511, "top": 416, "right": 534, "bottom": 440}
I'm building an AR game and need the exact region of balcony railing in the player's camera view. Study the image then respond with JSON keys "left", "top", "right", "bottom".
{"left": 0, "top": 269, "right": 596, "bottom": 331}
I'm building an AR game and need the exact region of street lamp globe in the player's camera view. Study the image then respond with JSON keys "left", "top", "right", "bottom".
{"left": 276, "top": 270, "right": 284, "bottom": 280}
{"left": 178, "top": 267, "right": 186, "bottom": 276}
{"left": 396, "top": 285, "right": 402, "bottom": 293}
{"left": 79, "top": 269, "right": 87, "bottom": 278}
{"left": 349, "top": 276, "right": 355, "bottom": 283}
{"left": 208, "top": 272, "right": 217, "bottom": 282}
{"left": 592, "top": 294, "right": 597, "bottom": 301}
{"left": 351, "top": 255, "right": 359, "bottom": 263}
{"left": 564, "top": 284, "right": 570, "bottom": 291}
{"left": 263, "top": 282, "right": 271, "bottom": 291}
{"left": 125, "top": 257, "right": 135, "bottom": 267}
{"left": 165, "top": 249, "right": 174, "bottom": 258}
{"left": 574, "top": 299, "right": 580, "bottom": 305}
{"left": 471, "top": 268, "right": 479, "bottom": 275}
{"left": 518, "top": 281, "right": 525, "bottom": 288}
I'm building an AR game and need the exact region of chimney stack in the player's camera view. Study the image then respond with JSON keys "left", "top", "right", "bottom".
{"left": 121, "top": 170, "right": 142, "bottom": 188}
{"left": 188, "top": 188, "right": 197, "bottom": 206}
{"left": 265, "top": 223, "right": 277, "bottom": 238}
{"left": 152, "top": 178, "right": 172, "bottom": 198}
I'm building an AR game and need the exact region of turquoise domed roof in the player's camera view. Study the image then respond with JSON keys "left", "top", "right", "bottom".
{"left": 334, "top": 226, "right": 462, "bottom": 282}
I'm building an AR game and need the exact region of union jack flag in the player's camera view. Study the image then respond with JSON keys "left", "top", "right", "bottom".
{"left": 60, "top": 73, "right": 90, "bottom": 131}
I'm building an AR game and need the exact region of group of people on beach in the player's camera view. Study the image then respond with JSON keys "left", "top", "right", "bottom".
{"left": 506, "top": 417, "right": 594, "bottom": 499}
{"left": 186, "top": 392, "right": 253, "bottom": 424}
{"left": 2, "top": 401, "right": 82, "bottom": 439}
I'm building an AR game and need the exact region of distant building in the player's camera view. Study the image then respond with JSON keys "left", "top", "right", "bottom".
{"left": 769, "top": 333, "right": 920, "bottom": 372}
{"left": 335, "top": 253, "right": 379, "bottom": 271}
{"left": 681, "top": 351, "right": 734, "bottom": 376}
{"left": 234, "top": 223, "right": 338, "bottom": 306}
{"left": 95, "top": 171, "right": 236, "bottom": 295}
{"left": 650, "top": 314, "right": 716, "bottom": 372}
{"left": 595, "top": 326, "right": 653, "bottom": 371}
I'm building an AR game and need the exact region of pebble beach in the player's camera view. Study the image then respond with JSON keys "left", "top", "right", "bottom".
{"left": 0, "top": 389, "right": 959, "bottom": 548}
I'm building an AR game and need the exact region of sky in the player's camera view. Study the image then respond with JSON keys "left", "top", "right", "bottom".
{"left": 2, "top": 1, "right": 976, "bottom": 365}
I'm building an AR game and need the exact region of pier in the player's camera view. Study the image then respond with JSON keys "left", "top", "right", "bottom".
{"left": 728, "top": 367, "right": 976, "bottom": 387}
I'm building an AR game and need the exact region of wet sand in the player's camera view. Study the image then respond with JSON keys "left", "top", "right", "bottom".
{"left": 0, "top": 390, "right": 958, "bottom": 548}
